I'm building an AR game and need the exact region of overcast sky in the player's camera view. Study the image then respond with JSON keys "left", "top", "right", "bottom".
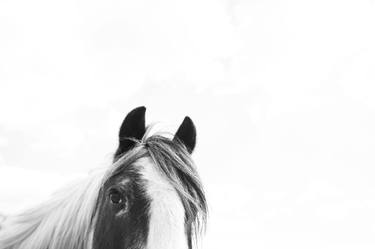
{"left": 1, "top": 0, "right": 375, "bottom": 248}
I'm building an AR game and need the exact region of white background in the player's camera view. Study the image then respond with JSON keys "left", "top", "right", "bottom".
{"left": 1, "top": 0, "right": 375, "bottom": 248}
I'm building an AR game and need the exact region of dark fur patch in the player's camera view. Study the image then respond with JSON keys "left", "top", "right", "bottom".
{"left": 93, "top": 161, "right": 150, "bottom": 249}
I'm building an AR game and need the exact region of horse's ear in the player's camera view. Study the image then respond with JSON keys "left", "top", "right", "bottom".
{"left": 173, "top": 116, "right": 196, "bottom": 154}
{"left": 114, "top": 106, "right": 146, "bottom": 158}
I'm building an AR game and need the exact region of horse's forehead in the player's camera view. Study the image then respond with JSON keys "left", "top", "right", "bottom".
{"left": 134, "top": 157, "right": 188, "bottom": 249}
{"left": 134, "top": 157, "right": 173, "bottom": 189}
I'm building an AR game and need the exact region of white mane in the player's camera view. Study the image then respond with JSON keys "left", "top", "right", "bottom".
{"left": 0, "top": 170, "right": 104, "bottom": 249}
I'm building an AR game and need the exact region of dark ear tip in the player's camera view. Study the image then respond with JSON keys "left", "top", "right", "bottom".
{"left": 119, "top": 106, "right": 146, "bottom": 134}
{"left": 182, "top": 116, "right": 192, "bottom": 124}
{"left": 130, "top": 106, "right": 146, "bottom": 115}
{"left": 183, "top": 116, "right": 195, "bottom": 131}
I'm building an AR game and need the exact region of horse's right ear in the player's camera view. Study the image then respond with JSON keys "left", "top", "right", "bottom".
{"left": 114, "top": 106, "right": 146, "bottom": 159}
{"left": 173, "top": 116, "right": 196, "bottom": 154}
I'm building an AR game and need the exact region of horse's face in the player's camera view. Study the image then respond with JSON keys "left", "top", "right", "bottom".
{"left": 92, "top": 107, "right": 206, "bottom": 249}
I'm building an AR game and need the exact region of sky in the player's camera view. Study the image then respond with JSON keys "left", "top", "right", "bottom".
{"left": 1, "top": 0, "right": 375, "bottom": 248}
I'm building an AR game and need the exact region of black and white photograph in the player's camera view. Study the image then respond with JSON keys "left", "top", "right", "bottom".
{"left": 1, "top": 1, "right": 375, "bottom": 249}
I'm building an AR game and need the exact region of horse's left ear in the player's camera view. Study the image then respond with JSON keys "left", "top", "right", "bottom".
{"left": 114, "top": 106, "right": 146, "bottom": 158}
{"left": 173, "top": 116, "right": 196, "bottom": 154}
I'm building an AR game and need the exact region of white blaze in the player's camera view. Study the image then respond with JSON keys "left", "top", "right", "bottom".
{"left": 136, "top": 158, "right": 188, "bottom": 249}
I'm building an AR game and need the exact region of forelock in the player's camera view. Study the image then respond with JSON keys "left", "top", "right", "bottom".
{"left": 143, "top": 135, "right": 207, "bottom": 247}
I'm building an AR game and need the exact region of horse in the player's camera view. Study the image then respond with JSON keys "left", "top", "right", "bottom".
{"left": 0, "top": 106, "right": 207, "bottom": 249}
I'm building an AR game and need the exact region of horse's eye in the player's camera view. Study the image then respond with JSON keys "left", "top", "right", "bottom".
{"left": 109, "top": 190, "right": 124, "bottom": 205}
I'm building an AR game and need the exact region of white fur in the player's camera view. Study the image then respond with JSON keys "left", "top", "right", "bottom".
{"left": 0, "top": 169, "right": 105, "bottom": 249}
{"left": 136, "top": 157, "right": 188, "bottom": 249}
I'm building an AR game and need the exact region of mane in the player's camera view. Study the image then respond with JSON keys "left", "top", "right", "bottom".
{"left": 0, "top": 171, "right": 104, "bottom": 249}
